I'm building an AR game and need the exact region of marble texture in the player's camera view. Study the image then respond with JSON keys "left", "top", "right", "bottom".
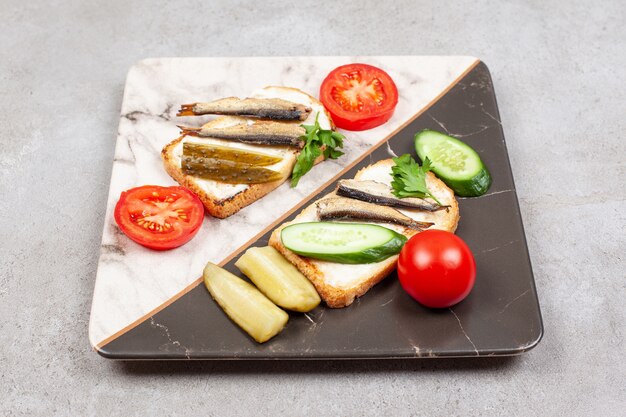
{"left": 89, "top": 56, "right": 477, "bottom": 348}
{"left": 1, "top": 0, "right": 624, "bottom": 416}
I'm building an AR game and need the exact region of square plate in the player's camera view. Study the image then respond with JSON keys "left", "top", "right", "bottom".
{"left": 90, "top": 57, "right": 543, "bottom": 359}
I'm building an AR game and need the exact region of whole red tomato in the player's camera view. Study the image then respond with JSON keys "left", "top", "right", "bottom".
{"left": 397, "top": 230, "right": 476, "bottom": 308}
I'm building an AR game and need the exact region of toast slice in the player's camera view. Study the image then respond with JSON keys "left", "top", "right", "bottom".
{"left": 162, "top": 86, "right": 333, "bottom": 219}
{"left": 269, "top": 159, "right": 460, "bottom": 308}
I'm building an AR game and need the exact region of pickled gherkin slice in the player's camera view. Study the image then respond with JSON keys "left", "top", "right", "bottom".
{"left": 183, "top": 142, "right": 282, "bottom": 166}
{"left": 203, "top": 262, "right": 288, "bottom": 343}
{"left": 235, "top": 246, "right": 320, "bottom": 312}
{"left": 181, "top": 156, "right": 284, "bottom": 184}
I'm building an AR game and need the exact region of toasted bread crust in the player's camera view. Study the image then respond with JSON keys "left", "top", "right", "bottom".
{"left": 269, "top": 159, "right": 460, "bottom": 308}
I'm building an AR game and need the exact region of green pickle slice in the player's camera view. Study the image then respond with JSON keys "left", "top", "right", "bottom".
{"left": 183, "top": 142, "right": 282, "bottom": 166}
{"left": 182, "top": 142, "right": 284, "bottom": 184}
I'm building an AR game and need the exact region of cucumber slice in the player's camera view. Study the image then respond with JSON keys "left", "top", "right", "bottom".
{"left": 414, "top": 129, "right": 492, "bottom": 197}
{"left": 281, "top": 222, "right": 407, "bottom": 264}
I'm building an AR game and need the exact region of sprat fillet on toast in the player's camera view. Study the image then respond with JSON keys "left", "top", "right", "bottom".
{"left": 269, "top": 159, "right": 460, "bottom": 308}
{"left": 161, "top": 86, "right": 334, "bottom": 219}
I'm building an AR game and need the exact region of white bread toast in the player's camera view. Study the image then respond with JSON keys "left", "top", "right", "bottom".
{"left": 162, "top": 86, "right": 333, "bottom": 219}
{"left": 269, "top": 159, "right": 460, "bottom": 308}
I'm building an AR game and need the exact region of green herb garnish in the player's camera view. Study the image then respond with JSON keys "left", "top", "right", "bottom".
{"left": 390, "top": 154, "right": 443, "bottom": 205}
{"left": 291, "top": 114, "right": 345, "bottom": 187}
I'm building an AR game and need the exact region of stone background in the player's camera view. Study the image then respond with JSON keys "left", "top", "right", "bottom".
{"left": 1, "top": 1, "right": 624, "bottom": 415}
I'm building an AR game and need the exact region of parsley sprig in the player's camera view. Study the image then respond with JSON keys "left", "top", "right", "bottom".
{"left": 291, "top": 114, "right": 345, "bottom": 187}
{"left": 390, "top": 154, "right": 443, "bottom": 205}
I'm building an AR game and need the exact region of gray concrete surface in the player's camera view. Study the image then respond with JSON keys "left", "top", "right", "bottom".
{"left": 1, "top": 0, "right": 624, "bottom": 415}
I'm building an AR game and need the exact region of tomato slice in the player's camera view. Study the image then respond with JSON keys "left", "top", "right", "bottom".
{"left": 320, "top": 63, "right": 398, "bottom": 131}
{"left": 114, "top": 185, "right": 204, "bottom": 251}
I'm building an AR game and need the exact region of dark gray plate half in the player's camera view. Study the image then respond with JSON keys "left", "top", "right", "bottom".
{"left": 99, "top": 62, "right": 543, "bottom": 359}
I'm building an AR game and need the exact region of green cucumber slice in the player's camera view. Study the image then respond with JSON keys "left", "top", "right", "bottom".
{"left": 281, "top": 222, "right": 407, "bottom": 264}
{"left": 414, "top": 129, "right": 492, "bottom": 197}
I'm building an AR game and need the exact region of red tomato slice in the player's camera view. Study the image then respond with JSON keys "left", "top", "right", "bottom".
{"left": 114, "top": 185, "right": 204, "bottom": 251}
{"left": 320, "top": 63, "right": 398, "bottom": 131}
{"left": 397, "top": 230, "right": 476, "bottom": 308}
